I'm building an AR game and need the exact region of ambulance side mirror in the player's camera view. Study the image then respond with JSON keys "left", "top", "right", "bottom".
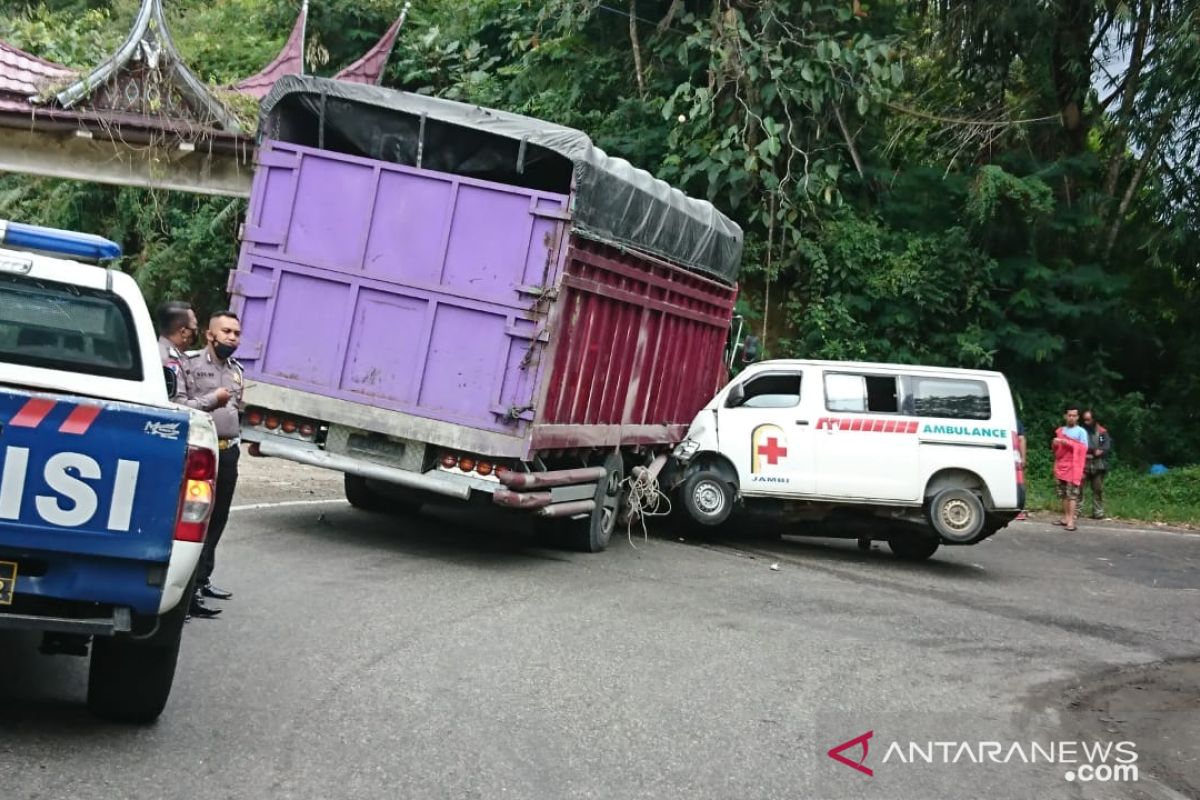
{"left": 726, "top": 383, "right": 746, "bottom": 408}
{"left": 163, "top": 366, "right": 177, "bottom": 398}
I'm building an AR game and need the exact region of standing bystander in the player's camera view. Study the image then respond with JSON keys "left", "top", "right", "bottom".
{"left": 180, "top": 311, "right": 244, "bottom": 617}
{"left": 1015, "top": 419, "right": 1028, "bottom": 520}
{"left": 1052, "top": 405, "right": 1090, "bottom": 532}
{"left": 1081, "top": 410, "right": 1113, "bottom": 520}
{"left": 155, "top": 301, "right": 198, "bottom": 396}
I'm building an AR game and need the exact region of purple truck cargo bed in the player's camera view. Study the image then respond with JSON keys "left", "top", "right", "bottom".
{"left": 230, "top": 140, "right": 735, "bottom": 460}
{"left": 231, "top": 141, "right": 568, "bottom": 444}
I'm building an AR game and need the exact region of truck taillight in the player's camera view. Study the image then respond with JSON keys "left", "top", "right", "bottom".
{"left": 175, "top": 447, "right": 217, "bottom": 542}
{"left": 246, "top": 408, "right": 318, "bottom": 440}
{"left": 438, "top": 451, "right": 506, "bottom": 478}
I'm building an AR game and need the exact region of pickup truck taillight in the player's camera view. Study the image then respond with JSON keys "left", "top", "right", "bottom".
{"left": 175, "top": 447, "right": 216, "bottom": 542}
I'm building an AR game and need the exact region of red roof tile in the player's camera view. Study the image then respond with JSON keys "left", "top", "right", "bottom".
{"left": 333, "top": 3, "right": 408, "bottom": 86}
{"left": 231, "top": 1, "right": 307, "bottom": 99}
{"left": 0, "top": 40, "right": 76, "bottom": 101}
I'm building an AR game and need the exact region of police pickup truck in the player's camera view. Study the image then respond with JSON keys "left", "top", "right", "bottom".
{"left": 0, "top": 220, "right": 218, "bottom": 723}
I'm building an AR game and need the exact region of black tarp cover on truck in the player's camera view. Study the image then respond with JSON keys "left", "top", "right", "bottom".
{"left": 259, "top": 75, "right": 743, "bottom": 285}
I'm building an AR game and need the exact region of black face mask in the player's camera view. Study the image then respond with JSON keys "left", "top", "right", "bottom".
{"left": 213, "top": 342, "right": 237, "bottom": 360}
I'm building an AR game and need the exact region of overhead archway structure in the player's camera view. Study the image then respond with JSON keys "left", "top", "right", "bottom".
{"left": 0, "top": 0, "right": 409, "bottom": 198}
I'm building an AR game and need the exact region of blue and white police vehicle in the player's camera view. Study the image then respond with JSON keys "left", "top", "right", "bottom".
{"left": 0, "top": 220, "right": 218, "bottom": 722}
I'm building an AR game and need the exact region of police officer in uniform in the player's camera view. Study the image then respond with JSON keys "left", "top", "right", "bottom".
{"left": 155, "top": 301, "right": 198, "bottom": 395}
{"left": 181, "top": 310, "right": 244, "bottom": 618}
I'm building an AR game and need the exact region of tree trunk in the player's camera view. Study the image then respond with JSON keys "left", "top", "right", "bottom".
{"left": 1104, "top": 112, "right": 1172, "bottom": 261}
{"left": 1103, "top": 1, "right": 1152, "bottom": 198}
{"left": 657, "top": 0, "right": 684, "bottom": 32}
{"left": 832, "top": 105, "right": 865, "bottom": 179}
{"left": 629, "top": 0, "right": 646, "bottom": 98}
{"left": 1050, "top": 0, "right": 1097, "bottom": 154}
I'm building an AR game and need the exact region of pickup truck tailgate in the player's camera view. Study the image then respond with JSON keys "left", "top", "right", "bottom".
{"left": 0, "top": 388, "right": 189, "bottom": 562}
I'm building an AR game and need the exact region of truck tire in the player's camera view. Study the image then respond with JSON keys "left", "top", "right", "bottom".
{"left": 887, "top": 533, "right": 941, "bottom": 561}
{"left": 344, "top": 473, "right": 389, "bottom": 512}
{"left": 568, "top": 453, "right": 625, "bottom": 553}
{"left": 681, "top": 470, "right": 735, "bottom": 527}
{"left": 928, "top": 487, "right": 986, "bottom": 543}
{"left": 86, "top": 602, "right": 187, "bottom": 723}
{"left": 345, "top": 474, "right": 423, "bottom": 515}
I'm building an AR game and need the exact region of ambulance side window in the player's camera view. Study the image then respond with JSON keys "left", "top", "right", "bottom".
{"left": 738, "top": 373, "right": 802, "bottom": 409}
{"left": 825, "top": 373, "right": 899, "bottom": 413}
{"left": 910, "top": 377, "right": 991, "bottom": 420}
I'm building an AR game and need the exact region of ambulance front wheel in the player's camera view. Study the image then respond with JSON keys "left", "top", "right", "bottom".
{"left": 682, "top": 470, "right": 735, "bottom": 527}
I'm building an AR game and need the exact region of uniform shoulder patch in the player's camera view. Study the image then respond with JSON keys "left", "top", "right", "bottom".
{"left": 184, "top": 349, "right": 204, "bottom": 358}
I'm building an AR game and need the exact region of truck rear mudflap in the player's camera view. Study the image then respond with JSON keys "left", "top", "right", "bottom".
{"left": 0, "top": 388, "right": 191, "bottom": 616}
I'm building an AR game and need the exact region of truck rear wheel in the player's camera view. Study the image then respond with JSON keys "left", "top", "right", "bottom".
{"left": 567, "top": 453, "right": 625, "bottom": 553}
{"left": 344, "top": 473, "right": 387, "bottom": 511}
{"left": 345, "top": 474, "right": 423, "bottom": 515}
{"left": 87, "top": 603, "right": 186, "bottom": 723}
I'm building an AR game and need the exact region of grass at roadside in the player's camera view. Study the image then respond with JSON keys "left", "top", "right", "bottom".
{"left": 1024, "top": 460, "right": 1200, "bottom": 528}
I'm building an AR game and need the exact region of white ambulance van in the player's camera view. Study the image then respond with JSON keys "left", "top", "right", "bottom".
{"left": 671, "top": 360, "right": 1023, "bottom": 560}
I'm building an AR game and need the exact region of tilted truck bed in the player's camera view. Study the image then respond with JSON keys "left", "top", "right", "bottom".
{"left": 231, "top": 140, "right": 736, "bottom": 460}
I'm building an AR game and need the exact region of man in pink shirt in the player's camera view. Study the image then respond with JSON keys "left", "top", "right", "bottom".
{"left": 1053, "top": 405, "right": 1090, "bottom": 531}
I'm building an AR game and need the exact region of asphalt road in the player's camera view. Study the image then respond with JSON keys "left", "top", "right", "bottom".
{"left": 2, "top": 455, "right": 1198, "bottom": 800}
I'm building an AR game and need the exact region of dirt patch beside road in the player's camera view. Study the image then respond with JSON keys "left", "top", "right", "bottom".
{"left": 1019, "top": 511, "right": 1199, "bottom": 535}
{"left": 1059, "top": 658, "right": 1200, "bottom": 798}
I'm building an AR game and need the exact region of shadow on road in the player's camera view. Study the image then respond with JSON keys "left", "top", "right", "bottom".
{"left": 656, "top": 515, "right": 995, "bottom": 581}
{"left": 257, "top": 502, "right": 582, "bottom": 567}
{"left": 270, "top": 501, "right": 998, "bottom": 581}
{"left": 0, "top": 631, "right": 112, "bottom": 732}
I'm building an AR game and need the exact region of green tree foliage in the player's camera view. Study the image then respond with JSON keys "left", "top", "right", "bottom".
{"left": 1, "top": 0, "right": 1197, "bottom": 463}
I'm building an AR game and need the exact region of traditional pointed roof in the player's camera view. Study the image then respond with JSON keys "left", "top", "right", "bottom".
{"left": 0, "top": 40, "right": 76, "bottom": 114}
{"left": 232, "top": 0, "right": 308, "bottom": 100}
{"left": 53, "top": 0, "right": 241, "bottom": 132}
{"left": 333, "top": 1, "right": 411, "bottom": 85}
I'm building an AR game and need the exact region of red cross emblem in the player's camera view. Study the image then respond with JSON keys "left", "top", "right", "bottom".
{"left": 757, "top": 437, "right": 788, "bottom": 465}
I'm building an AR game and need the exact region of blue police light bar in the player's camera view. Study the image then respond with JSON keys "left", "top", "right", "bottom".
{"left": 0, "top": 219, "right": 122, "bottom": 261}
